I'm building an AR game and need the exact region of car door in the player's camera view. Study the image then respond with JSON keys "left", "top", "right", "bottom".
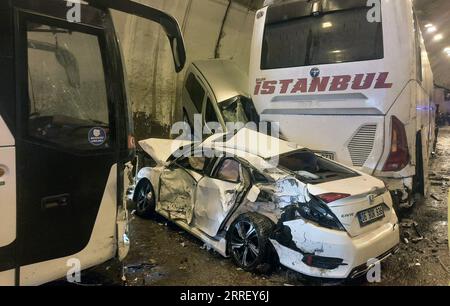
{"left": 14, "top": 2, "right": 123, "bottom": 275}
{"left": 158, "top": 155, "right": 209, "bottom": 224}
{"left": 194, "top": 158, "right": 246, "bottom": 237}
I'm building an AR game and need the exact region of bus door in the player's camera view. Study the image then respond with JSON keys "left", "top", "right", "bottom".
{"left": 0, "top": 0, "right": 185, "bottom": 285}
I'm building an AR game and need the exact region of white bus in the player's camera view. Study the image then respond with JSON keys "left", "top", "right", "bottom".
{"left": 0, "top": 0, "right": 185, "bottom": 286}
{"left": 249, "top": 0, "right": 436, "bottom": 208}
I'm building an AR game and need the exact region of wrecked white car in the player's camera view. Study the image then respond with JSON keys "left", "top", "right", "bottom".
{"left": 133, "top": 129, "right": 400, "bottom": 279}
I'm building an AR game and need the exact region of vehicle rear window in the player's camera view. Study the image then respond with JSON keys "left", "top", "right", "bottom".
{"left": 261, "top": 5, "right": 384, "bottom": 69}
{"left": 278, "top": 150, "right": 358, "bottom": 184}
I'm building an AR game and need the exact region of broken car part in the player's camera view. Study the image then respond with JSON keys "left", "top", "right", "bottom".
{"left": 134, "top": 128, "right": 400, "bottom": 279}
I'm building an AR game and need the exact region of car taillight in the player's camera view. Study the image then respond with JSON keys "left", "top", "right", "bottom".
{"left": 317, "top": 193, "right": 351, "bottom": 203}
{"left": 383, "top": 116, "right": 410, "bottom": 172}
{"left": 298, "top": 196, "right": 346, "bottom": 231}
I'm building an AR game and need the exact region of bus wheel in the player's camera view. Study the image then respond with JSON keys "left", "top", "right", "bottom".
{"left": 413, "top": 132, "right": 425, "bottom": 196}
{"left": 134, "top": 179, "right": 156, "bottom": 219}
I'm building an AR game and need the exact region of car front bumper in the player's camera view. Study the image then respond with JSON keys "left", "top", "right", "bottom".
{"left": 270, "top": 215, "right": 400, "bottom": 279}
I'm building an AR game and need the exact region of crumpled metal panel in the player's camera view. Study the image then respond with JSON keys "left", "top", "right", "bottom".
{"left": 194, "top": 178, "right": 243, "bottom": 237}
{"left": 139, "top": 138, "right": 192, "bottom": 166}
{"left": 159, "top": 169, "right": 195, "bottom": 223}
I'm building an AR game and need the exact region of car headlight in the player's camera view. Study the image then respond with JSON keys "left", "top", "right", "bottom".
{"left": 298, "top": 197, "right": 345, "bottom": 231}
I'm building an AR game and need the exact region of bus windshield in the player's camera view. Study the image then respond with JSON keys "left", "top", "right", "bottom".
{"left": 261, "top": 5, "right": 384, "bottom": 70}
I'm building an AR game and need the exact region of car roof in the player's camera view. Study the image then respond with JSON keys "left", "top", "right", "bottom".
{"left": 202, "top": 128, "right": 304, "bottom": 160}
{"left": 192, "top": 59, "right": 250, "bottom": 103}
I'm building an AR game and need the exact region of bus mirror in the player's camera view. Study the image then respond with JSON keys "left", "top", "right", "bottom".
{"left": 55, "top": 47, "right": 81, "bottom": 89}
{"left": 28, "top": 39, "right": 81, "bottom": 89}
{"left": 171, "top": 37, "right": 182, "bottom": 72}
{"left": 86, "top": 0, "right": 187, "bottom": 72}
{"left": 149, "top": 11, "right": 186, "bottom": 73}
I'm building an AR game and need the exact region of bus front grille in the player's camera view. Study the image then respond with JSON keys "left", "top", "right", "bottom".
{"left": 348, "top": 124, "right": 377, "bottom": 167}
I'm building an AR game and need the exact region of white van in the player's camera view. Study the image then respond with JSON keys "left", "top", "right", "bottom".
{"left": 0, "top": 0, "right": 185, "bottom": 286}
{"left": 249, "top": 0, "right": 436, "bottom": 208}
{"left": 182, "top": 60, "right": 260, "bottom": 136}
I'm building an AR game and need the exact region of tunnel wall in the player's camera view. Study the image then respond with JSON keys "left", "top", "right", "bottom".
{"left": 111, "top": 0, "right": 256, "bottom": 139}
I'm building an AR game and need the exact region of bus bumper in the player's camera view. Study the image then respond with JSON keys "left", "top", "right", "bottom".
{"left": 380, "top": 176, "right": 414, "bottom": 208}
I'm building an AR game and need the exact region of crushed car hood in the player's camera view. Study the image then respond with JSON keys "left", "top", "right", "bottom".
{"left": 139, "top": 138, "right": 192, "bottom": 165}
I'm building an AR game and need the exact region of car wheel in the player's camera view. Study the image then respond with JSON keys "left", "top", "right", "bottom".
{"left": 134, "top": 179, "right": 155, "bottom": 219}
{"left": 228, "top": 213, "right": 275, "bottom": 272}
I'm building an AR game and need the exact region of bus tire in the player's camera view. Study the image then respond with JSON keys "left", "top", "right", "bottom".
{"left": 413, "top": 131, "right": 425, "bottom": 196}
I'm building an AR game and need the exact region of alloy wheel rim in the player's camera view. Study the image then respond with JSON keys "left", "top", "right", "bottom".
{"left": 230, "top": 221, "right": 260, "bottom": 267}
{"left": 137, "top": 183, "right": 152, "bottom": 211}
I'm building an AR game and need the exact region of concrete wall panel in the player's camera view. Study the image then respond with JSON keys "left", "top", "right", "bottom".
{"left": 112, "top": 0, "right": 255, "bottom": 139}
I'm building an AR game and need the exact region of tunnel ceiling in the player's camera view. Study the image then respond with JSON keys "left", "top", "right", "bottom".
{"left": 415, "top": 0, "right": 450, "bottom": 90}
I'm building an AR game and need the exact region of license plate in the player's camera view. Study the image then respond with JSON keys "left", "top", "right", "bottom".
{"left": 315, "top": 151, "right": 335, "bottom": 160}
{"left": 358, "top": 205, "right": 385, "bottom": 226}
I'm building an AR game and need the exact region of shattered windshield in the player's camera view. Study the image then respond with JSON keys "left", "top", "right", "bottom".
{"left": 278, "top": 150, "right": 358, "bottom": 184}
{"left": 27, "top": 22, "right": 111, "bottom": 150}
{"left": 220, "top": 96, "right": 260, "bottom": 124}
{"left": 28, "top": 24, "right": 109, "bottom": 125}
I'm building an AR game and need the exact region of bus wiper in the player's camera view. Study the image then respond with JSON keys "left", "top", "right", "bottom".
{"left": 88, "top": 118, "right": 108, "bottom": 126}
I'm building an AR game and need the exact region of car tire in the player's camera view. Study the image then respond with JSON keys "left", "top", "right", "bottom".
{"left": 227, "top": 213, "right": 276, "bottom": 273}
{"left": 133, "top": 179, "right": 156, "bottom": 219}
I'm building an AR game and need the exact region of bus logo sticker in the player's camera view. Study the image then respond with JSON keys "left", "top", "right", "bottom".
{"left": 88, "top": 127, "right": 107, "bottom": 146}
{"left": 310, "top": 67, "right": 320, "bottom": 78}
{"left": 253, "top": 72, "right": 393, "bottom": 95}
